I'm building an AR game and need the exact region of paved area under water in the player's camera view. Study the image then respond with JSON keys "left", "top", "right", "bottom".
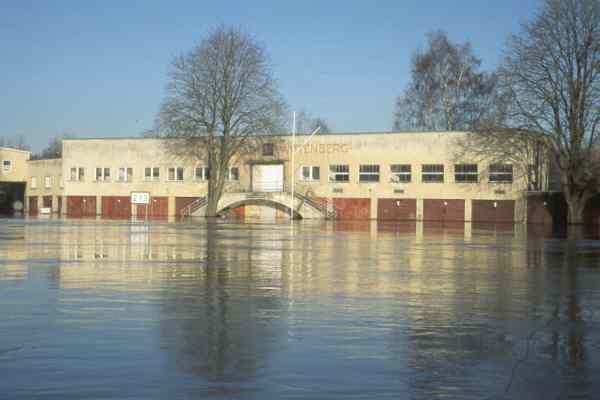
{"left": 1, "top": 217, "right": 600, "bottom": 399}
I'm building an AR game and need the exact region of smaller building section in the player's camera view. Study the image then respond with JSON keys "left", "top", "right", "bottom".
{"left": 26, "top": 158, "right": 63, "bottom": 215}
{"left": 0, "top": 147, "right": 31, "bottom": 213}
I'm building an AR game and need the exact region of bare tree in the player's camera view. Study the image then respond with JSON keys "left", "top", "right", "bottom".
{"left": 157, "top": 26, "right": 287, "bottom": 217}
{"left": 294, "top": 110, "right": 331, "bottom": 133}
{"left": 393, "top": 31, "right": 498, "bottom": 131}
{"left": 494, "top": 0, "right": 600, "bottom": 224}
{"left": 31, "top": 133, "right": 75, "bottom": 160}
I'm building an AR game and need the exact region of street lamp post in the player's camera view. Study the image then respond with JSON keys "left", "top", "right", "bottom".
{"left": 289, "top": 111, "right": 321, "bottom": 226}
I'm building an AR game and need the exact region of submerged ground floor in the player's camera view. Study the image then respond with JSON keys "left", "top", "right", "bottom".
{"left": 19, "top": 191, "right": 600, "bottom": 226}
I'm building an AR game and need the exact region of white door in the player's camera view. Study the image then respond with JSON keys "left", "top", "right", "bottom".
{"left": 252, "top": 164, "right": 284, "bottom": 192}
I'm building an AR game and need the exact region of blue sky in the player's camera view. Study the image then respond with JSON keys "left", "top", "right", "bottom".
{"left": 0, "top": 0, "right": 540, "bottom": 152}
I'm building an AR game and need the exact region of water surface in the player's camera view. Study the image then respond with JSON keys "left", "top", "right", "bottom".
{"left": 1, "top": 217, "right": 600, "bottom": 399}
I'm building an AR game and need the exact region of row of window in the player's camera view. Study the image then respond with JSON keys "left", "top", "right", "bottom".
{"left": 306, "top": 163, "right": 513, "bottom": 183}
{"left": 30, "top": 176, "right": 63, "bottom": 190}
{"left": 68, "top": 166, "right": 240, "bottom": 182}
{"left": 65, "top": 164, "right": 512, "bottom": 184}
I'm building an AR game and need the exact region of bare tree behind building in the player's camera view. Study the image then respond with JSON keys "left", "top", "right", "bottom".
{"left": 393, "top": 31, "right": 499, "bottom": 131}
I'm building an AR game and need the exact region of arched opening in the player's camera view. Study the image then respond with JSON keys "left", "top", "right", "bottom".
{"left": 218, "top": 199, "right": 303, "bottom": 220}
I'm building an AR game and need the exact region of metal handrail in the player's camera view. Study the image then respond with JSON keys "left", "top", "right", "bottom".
{"left": 180, "top": 196, "right": 207, "bottom": 218}
{"left": 283, "top": 185, "right": 336, "bottom": 219}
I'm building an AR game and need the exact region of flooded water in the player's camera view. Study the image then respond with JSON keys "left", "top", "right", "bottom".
{"left": 1, "top": 217, "right": 600, "bottom": 399}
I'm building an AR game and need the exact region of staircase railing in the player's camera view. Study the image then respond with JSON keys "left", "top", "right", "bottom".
{"left": 283, "top": 185, "right": 336, "bottom": 219}
{"left": 180, "top": 196, "right": 207, "bottom": 218}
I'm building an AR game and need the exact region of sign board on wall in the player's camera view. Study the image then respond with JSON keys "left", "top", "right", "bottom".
{"left": 131, "top": 192, "right": 150, "bottom": 204}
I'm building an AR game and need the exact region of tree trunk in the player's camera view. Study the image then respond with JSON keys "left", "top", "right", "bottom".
{"left": 205, "top": 192, "right": 219, "bottom": 217}
{"left": 564, "top": 189, "right": 588, "bottom": 225}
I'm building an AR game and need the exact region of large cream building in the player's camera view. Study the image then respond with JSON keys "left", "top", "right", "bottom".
{"left": 0, "top": 131, "right": 549, "bottom": 222}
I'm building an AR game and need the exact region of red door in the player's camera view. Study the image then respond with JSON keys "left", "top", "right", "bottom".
{"left": 136, "top": 197, "right": 168, "bottom": 218}
{"left": 29, "top": 196, "right": 38, "bottom": 215}
{"left": 101, "top": 196, "right": 131, "bottom": 219}
{"left": 42, "top": 196, "right": 53, "bottom": 209}
{"left": 67, "top": 196, "right": 97, "bottom": 217}
{"left": 472, "top": 200, "right": 515, "bottom": 223}
{"left": 377, "top": 199, "right": 417, "bottom": 220}
{"left": 423, "top": 199, "right": 465, "bottom": 221}
{"left": 333, "top": 198, "right": 371, "bottom": 220}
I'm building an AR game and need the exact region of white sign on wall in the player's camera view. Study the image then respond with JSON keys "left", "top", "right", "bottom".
{"left": 131, "top": 192, "right": 150, "bottom": 204}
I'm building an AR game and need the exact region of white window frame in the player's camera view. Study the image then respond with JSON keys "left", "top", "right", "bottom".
{"left": 31, "top": 177, "right": 37, "bottom": 189}
{"left": 70, "top": 167, "right": 84, "bottom": 182}
{"left": 168, "top": 167, "right": 184, "bottom": 182}
{"left": 454, "top": 164, "right": 478, "bottom": 183}
{"left": 422, "top": 164, "right": 444, "bottom": 183}
{"left": 194, "top": 166, "right": 210, "bottom": 181}
{"left": 227, "top": 167, "right": 239, "bottom": 181}
{"left": 489, "top": 164, "right": 513, "bottom": 183}
{"left": 144, "top": 167, "right": 160, "bottom": 181}
{"left": 329, "top": 164, "right": 350, "bottom": 182}
{"left": 117, "top": 167, "right": 133, "bottom": 182}
{"left": 95, "top": 167, "right": 111, "bottom": 182}
{"left": 2, "top": 160, "right": 11, "bottom": 172}
{"left": 390, "top": 164, "right": 411, "bottom": 183}
{"left": 59, "top": 175, "right": 64, "bottom": 188}
{"left": 359, "top": 164, "right": 380, "bottom": 183}
{"left": 44, "top": 176, "right": 52, "bottom": 189}
{"left": 301, "top": 165, "right": 320, "bottom": 181}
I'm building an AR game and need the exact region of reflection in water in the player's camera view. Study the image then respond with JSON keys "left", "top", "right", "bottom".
{"left": 1, "top": 218, "right": 600, "bottom": 398}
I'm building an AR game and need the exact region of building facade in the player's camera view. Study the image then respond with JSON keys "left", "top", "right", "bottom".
{"left": 11, "top": 131, "right": 537, "bottom": 222}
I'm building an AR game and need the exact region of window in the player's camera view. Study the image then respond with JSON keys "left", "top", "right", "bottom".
{"left": 145, "top": 167, "right": 160, "bottom": 181}
{"left": 490, "top": 164, "right": 513, "bottom": 183}
{"left": 2, "top": 160, "right": 11, "bottom": 172}
{"left": 390, "top": 164, "right": 411, "bottom": 183}
{"left": 70, "top": 167, "right": 84, "bottom": 181}
{"left": 301, "top": 166, "right": 320, "bottom": 181}
{"left": 359, "top": 164, "right": 380, "bottom": 182}
{"left": 44, "top": 176, "right": 52, "bottom": 189}
{"left": 95, "top": 167, "right": 111, "bottom": 181}
{"left": 195, "top": 167, "right": 210, "bottom": 181}
{"left": 168, "top": 167, "right": 184, "bottom": 181}
{"left": 117, "top": 167, "right": 133, "bottom": 182}
{"left": 262, "top": 143, "right": 274, "bottom": 156}
{"left": 329, "top": 165, "right": 350, "bottom": 182}
{"left": 422, "top": 164, "right": 444, "bottom": 182}
{"left": 228, "top": 167, "right": 239, "bottom": 181}
{"left": 455, "top": 164, "right": 478, "bottom": 183}
{"left": 31, "top": 177, "right": 37, "bottom": 189}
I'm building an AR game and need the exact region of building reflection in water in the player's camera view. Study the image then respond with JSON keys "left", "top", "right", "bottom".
{"left": 2, "top": 217, "right": 600, "bottom": 398}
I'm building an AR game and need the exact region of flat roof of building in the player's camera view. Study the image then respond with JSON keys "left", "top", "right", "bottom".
{"left": 0, "top": 146, "right": 31, "bottom": 154}
{"left": 62, "top": 130, "right": 467, "bottom": 141}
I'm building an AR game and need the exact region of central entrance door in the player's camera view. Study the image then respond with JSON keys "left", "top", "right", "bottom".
{"left": 252, "top": 164, "right": 284, "bottom": 192}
